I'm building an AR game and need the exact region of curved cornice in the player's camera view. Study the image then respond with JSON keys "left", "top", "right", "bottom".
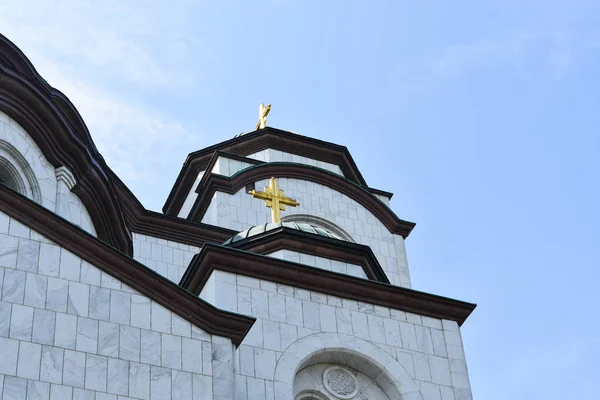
{"left": 0, "top": 184, "right": 255, "bottom": 346}
{"left": 162, "top": 128, "right": 376, "bottom": 216}
{"left": 0, "top": 34, "right": 101, "bottom": 152}
{"left": 187, "top": 162, "right": 416, "bottom": 238}
{"left": 0, "top": 33, "right": 131, "bottom": 253}
{"left": 181, "top": 244, "right": 476, "bottom": 326}
{"left": 226, "top": 226, "right": 390, "bottom": 283}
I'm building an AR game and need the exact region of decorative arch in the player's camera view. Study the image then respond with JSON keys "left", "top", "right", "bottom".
{"left": 274, "top": 333, "right": 424, "bottom": 400}
{"left": 282, "top": 213, "right": 355, "bottom": 242}
{"left": 1, "top": 33, "right": 131, "bottom": 253}
{"left": 187, "top": 163, "right": 415, "bottom": 238}
{"left": 0, "top": 116, "right": 54, "bottom": 206}
{"left": 0, "top": 139, "right": 42, "bottom": 202}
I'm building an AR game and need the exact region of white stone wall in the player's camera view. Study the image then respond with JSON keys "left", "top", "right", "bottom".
{"left": 212, "top": 156, "right": 256, "bottom": 178}
{"left": 0, "top": 111, "right": 96, "bottom": 237}
{"left": 178, "top": 171, "right": 205, "bottom": 218}
{"left": 200, "top": 178, "right": 411, "bottom": 287}
{"left": 199, "top": 270, "right": 472, "bottom": 400}
{"left": 132, "top": 233, "right": 199, "bottom": 284}
{"left": 246, "top": 149, "right": 343, "bottom": 176}
{"left": 178, "top": 156, "right": 257, "bottom": 218}
{"left": 0, "top": 211, "right": 232, "bottom": 400}
{"left": 267, "top": 250, "right": 367, "bottom": 280}
{"left": 59, "top": 189, "right": 96, "bottom": 236}
{"left": 373, "top": 193, "right": 392, "bottom": 208}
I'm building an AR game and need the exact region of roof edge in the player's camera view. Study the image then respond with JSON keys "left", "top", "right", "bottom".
{"left": 0, "top": 183, "right": 255, "bottom": 346}
{"left": 181, "top": 244, "right": 477, "bottom": 326}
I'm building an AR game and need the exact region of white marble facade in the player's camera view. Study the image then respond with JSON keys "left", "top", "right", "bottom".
{"left": 0, "top": 113, "right": 473, "bottom": 399}
{"left": 198, "top": 270, "right": 472, "bottom": 400}
{"left": 0, "top": 211, "right": 222, "bottom": 400}
{"left": 200, "top": 175, "right": 411, "bottom": 288}
{"left": 131, "top": 233, "right": 199, "bottom": 285}
{"left": 266, "top": 250, "right": 367, "bottom": 280}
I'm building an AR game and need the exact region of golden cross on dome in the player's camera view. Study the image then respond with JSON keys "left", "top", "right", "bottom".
{"left": 255, "top": 103, "right": 271, "bottom": 130}
{"left": 249, "top": 177, "right": 300, "bottom": 223}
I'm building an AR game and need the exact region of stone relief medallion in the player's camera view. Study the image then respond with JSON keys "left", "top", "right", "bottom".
{"left": 322, "top": 366, "right": 359, "bottom": 399}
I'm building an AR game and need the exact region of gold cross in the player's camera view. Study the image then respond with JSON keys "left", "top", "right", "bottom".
{"left": 249, "top": 177, "right": 300, "bottom": 223}
{"left": 255, "top": 103, "right": 271, "bottom": 130}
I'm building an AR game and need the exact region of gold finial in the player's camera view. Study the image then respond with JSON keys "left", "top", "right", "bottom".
{"left": 255, "top": 103, "right": 271, "bottom": 130}
{"left": 249, "top": 177, "right": 300, "bottom": 223}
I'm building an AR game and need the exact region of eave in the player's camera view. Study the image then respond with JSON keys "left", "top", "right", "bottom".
{"left": 0, "top": 184, "right": 255, "bottom": 346}
{"left": 163, "top": 127, "right": 377, "bottom": 216}
{"left": 181, "top": 244, "right": 477, "bottom": 326}
{"left": 187, "top": 162, "right": 416, "bottom": 238}
{"left": 226, "top": 226, "right": 390, "bottom": 283}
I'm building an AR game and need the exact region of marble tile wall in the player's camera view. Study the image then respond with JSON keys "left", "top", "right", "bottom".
{"left": 246, "top": 149, "right": 343, "bottom": 176}
{"left": 199, "top": 270, "right": 472, "bottom": 400}
{"left": 178, "top": 149, "right": 346, "bottom": 219}
{"left": 131, "top": 233, "right": 199, "bottom": 284}
{"left": 62, "top": 191, "right": 96, "bottom": 237}
{"left": 178, "top": 172, "right": 205, "bottom": 218}
{"left": 177, "top": 156, "right": 256, "bottom": 218}
{"left": 200, "top": 177, "right": 411, "bottom": 287}
{"left": 0, "top": 211, "right": 232, "bottom": 400}
{"left": 267, "top": 249, "right": 367, "bottom": 279}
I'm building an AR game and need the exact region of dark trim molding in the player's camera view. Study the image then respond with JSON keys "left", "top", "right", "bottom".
{"left": 187, "top": 162, "right": 416, "bottom": 238}
{"left": 107, "top": 167, "right": 237, "bottom": 247}
{"left": 369, "top": 187, "right": 394, "bottom": 199}
{"left": 181, "top": 244, "right": 476, "bottom": 326}
{"left": 198, "top": 150, "right": 392, "bottom": 199}
{"left": 0, "top": 184, "right": 255, "bottom": 346}
{"left": 227, "top": 226, "right": 390, "bottom": 283}
{"left": 208, "top": 150, "right": 264, "bottom": 169}
{"left": 163, "top": 128, "right": 371, "bottom": 216}
{"left": 0, "top": 33, "right": 131, "bottom": 254}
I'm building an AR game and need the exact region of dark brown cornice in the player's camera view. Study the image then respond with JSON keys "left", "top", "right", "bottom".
{"left": 106, "top": 167, "right": 237, "bottom": 247}
{"left": 163, "top": 128, "right": 372, "bottom": 216}
{"left": 197, "top": 150, "right": 392, "bottom": 199}
{"left": 181, "top": 244, "right": 476, "bottom": 326}
{"left": 369, "top": 187, "right": 394, "bottom": 199}
{"left": 187, "top": 162, "right": 416, "bottom": 238}
{"left": 227, "top": 226, "right": 390, "bottom": 283}
{"left": 0, "top": 34, "right": 131, "bottom": 254}
{"left": 0, "top": 184, "right": 255, "bottom": 346}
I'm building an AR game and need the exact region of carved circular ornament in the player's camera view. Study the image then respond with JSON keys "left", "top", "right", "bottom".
{"left": 322, "top": 366, "right": 359, "bottom": 399}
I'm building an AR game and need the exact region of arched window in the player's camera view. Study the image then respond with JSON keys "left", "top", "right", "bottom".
{"left": 276, "top": 333, "right": 422, "bottom": 400}
{"left": 0, "top": 157, "right": 26, "bottom": 192}
{"left": 0, "top": 140, "right": 41, "bottom": 202}
{"left": 294, "top": 358, "right": 393, "bottom": 400}
{"left": 282, "top": 214, "right": 354, "bottom": 242}
{"left": 295, "top": 391, "right": 329, "bottom": 400}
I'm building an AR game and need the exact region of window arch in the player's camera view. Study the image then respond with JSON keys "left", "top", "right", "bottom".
{"left": 295, "top": 391, "right": 329, "bottom": 400}
{"left": 0, "top": 140, "right": 41, "bottom": 202}
{"left": 282, "top": 213, "right": 355, "bottom": 242}
{"left": 274, "top": 333, "right": 424, "bottom": 400}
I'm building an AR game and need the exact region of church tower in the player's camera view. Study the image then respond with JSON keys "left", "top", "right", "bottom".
{"left": 0, "top": 35, "right": 475, "bottom": 400}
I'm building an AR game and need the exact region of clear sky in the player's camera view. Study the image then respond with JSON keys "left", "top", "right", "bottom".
{"left": 2, "top": 1, "right": 599, "bottom": 398}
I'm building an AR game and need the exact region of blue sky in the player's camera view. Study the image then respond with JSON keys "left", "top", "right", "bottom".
{"left": 1, "top": 1, "right": 599, "bottom": 398}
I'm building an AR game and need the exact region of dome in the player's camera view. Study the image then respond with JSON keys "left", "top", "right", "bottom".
{"left": 223, "top": 221, "right": 344, "bottom": 245}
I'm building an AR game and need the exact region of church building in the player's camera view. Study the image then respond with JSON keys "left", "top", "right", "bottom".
{"left": 0, "top": 34, "right": 475, "bottom": 400}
